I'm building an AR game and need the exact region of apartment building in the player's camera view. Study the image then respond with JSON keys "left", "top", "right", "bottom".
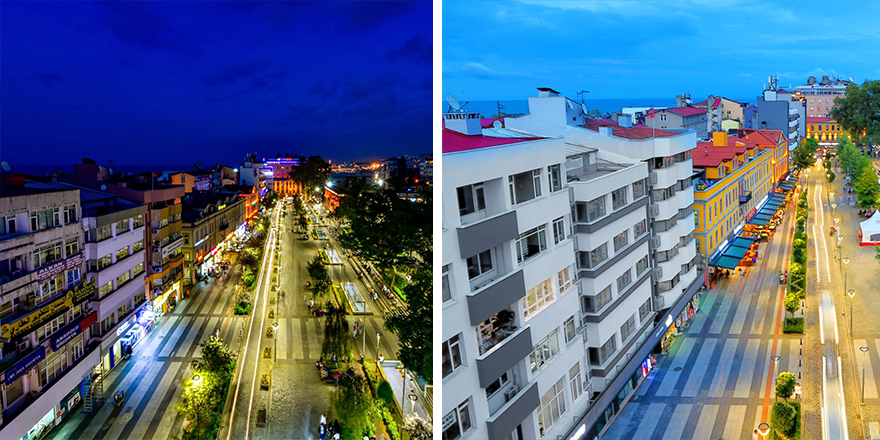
{"left": 744, "top": 129, "right": 788, "bottom": 184}
{"left": 691, "top": 133, "right": 775, "bottom": 259}
{"left": 0, "top": 176, "right": 96, "bottom": 440}
{"left": 756, "top": 76, "right": 806, "bottom": 152}
{"left": 806, "top": 117, "right": 845, "bottom": 146}
{"left": 180, "top": 191, "right": 247, "bottom": 285}
{"left": 442, "top": 115, "right": 587, "bottom": 440}
{"left": 792, "top": 75, "right": 854, "bottom": 118}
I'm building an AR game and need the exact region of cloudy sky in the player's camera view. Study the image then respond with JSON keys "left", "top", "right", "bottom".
{"left": 1, "top": 1, "right": 431, "bottom": 168}
{"left": 443, "top": 0, "right": 880, "bottom": 102}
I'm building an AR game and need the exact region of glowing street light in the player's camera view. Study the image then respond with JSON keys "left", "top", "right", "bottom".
{"left": 848, "top": 289, "right": 856, "bottom": 336}
{"left": 771, "top": 355, "right": 781, "bottom": 401}
{"left": 758, "top": 423, "right": 770, "bottom": 437}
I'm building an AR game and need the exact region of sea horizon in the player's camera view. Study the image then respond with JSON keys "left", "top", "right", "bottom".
{"left": 441, "top": 97, "right": 757, "bottom": 117}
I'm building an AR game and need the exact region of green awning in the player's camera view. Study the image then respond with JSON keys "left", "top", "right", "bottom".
{"left": 725, "top": 244, "right": 750, "bottom": 259}
{"left": 748, "top": 216, "right": 771, "bottom": 226}
{"left": 712, "top": 255, "right": 742, "bottom": 269}
{"left": 730, "top": 236, "right": 757, "bottom": 248}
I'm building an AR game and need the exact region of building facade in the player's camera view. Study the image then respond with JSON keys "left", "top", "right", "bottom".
{"left": 806, "top": 117, "right": 844, "bottom": 146}
{"left": 792, "top": 75, "right": 854, "bottom": 118}
{"left": 756, "top": 76, "right": 806, "bottom": 152}
{"left": 646, "top": 106, "right": 709, "bottom": 140}
{"left": 181, "top": 192, "right": 247, "bottom": 285}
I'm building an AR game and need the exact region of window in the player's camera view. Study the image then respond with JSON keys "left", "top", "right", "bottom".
{"left": 552, "top": 217, "right": 565, "bottom": 244}
{"left": 39, "top": 347, "right": 67, "bottom": 386}
{"left": 590, "top": 335, "right": 618, "bottom": 366}
{"left": 569, "top": 362, "right": 584, "bottom": 402}
{"left": 442, "top": 265, "right": 452, "bottom": 302}
{"left": 515, "top": 225, "right": 547, "bottom": 263}
{"left": 537, "top": 377, "right": 566, "bottom": 437}
{"left": 116, "top": 246, "right": 130, "bottom": 261}
{"left": 466, "top": 250, "right": 493, "bottom": 280}
{"left": 96, "top": 225, "right": 112, "bottom": 241}
{"left": 457, "top": 184, "right": 486, "bottom": 217}
{"left": 65, "top": 238, "right": 79, "bottom": 257}
{"left": 133, "top": 262, "right": 145, "bottom": 277}
{"left": 617, "top": 269, "right": 632, "bottom": 291}
{"left": 33, "top": 241, "right": 63, "bottom": 268}
{"left": 509, "top": 169, "right": 542, "bottom": 204}
{"left": 589, "top": 243, "right": 608, "bottom": 268}
{"left": 587, "top": 196, "right": 606, "bottom": 222}
{"left": 442, "top": 399, "right": 472, "bottom": 440}
{"left": 99, "top": 314, "right": 116, "bottom": 334}
{"left": 613, "top": 230, "right": 628, "bottom": 252}
{"left": 117, "top": 302, "right": 131, "bottom": 319}
{"left": 636, "top": 255, "right": 649, "bottom": 275}
{"left": 64, "top": 205, "right": 77, "bottom": 224}
{"left": 632, "top": 180, "right": 645, "bottom": 199}
{"left": 115, "top": 219, "right": 130, "bottom": 234}
{"left": 116, "top": 271, "right": 131, "bottom": 288}
{"left": 66, "top": 267, "right": 81, "bottom": 287}
{"left": 133, "top": 214, "right": 144, "bottom": 229}
{"left": 612, "top": 187, "right": 628, "bottom": 210}
{"left": 134, "top": 291, "right": 146, "bottom": 305}
{"left": 442, "top": 334, "right": 463, "bottom": 378}
{"left": 37, "top": 275, "right": 64, "bottom": 303}
{"left": 98, "top": 281, "right": 114, "bottom": 298}
{"left": 548, "top": 164, "right": 562, "bottom": 192}
{"left": 658, "top": 273, "right": 681, "bottom": 291}
{"left": 485, "top": 372, "right": 510, "bottom": 398}
{"left": 582, "top": 285, "right": 612, "bottom": 313}
{"left": 30, "top": 207, "right": 60, "bottom": 232}
{"left": 97, "top": 254, "right": 113, "bottom": 271}
{"left": 564, "top": 316, "right": 577, "bottom": 343}
{"left": 633, "top": 219, "right": 647, "bottom": 238}
{"left": 133, "top": 240, "right": 144, "bottom": 253}
{"left": 639, "top": 298, "right": 652, "bottom": 321}
{"left": 557, "top": 266, "right": 573, "bottom": 293}
{"left": 620, "top": 314, "right": 637, "bottom": 341}
{"left": 529, "top": 330, "right": 560, "bottom": 373}
{"left": 1, "top": 215, "right": 17, "bottom": 236}
{"left": 523, "top": 277, "right": 555, "bottom": 319}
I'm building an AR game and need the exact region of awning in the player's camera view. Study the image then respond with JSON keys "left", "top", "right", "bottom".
{"left": 725, "top": 244, "right": 751, "bottom": 259}
{"left": 778, "top": 182, "right": 795, "bottom": 191}
{"left": 748, "top": 213, "right": 774, "bottom": 225}
{"left": 710, "top": 235, "right": 757, "bottom": 267}
{"left": 712, "top": 255, "right": 742, "bottom": 269}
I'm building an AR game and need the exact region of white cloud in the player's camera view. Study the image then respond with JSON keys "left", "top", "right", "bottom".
{"left": 461, "top": 62, "right": 498, "bottom": 79}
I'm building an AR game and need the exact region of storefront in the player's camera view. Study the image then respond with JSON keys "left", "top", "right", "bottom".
{"left": 659, "top": 290, "right": 702, "bottom": 355}
{"left": 54, "top": 385, "right": 81, "bottom": 426}
{"left": 21, "top": 408, "right": 54, "bottom": 440}
{"left": 640, "top": 354, "right": 657, "bottom": 377}
{"left": 152, "top": 282, "right": 181, "bottom": 316}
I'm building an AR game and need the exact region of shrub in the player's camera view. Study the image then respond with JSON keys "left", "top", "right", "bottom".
{"left": 770, "top": 401, "right": 800, "bottom": 440}
{"left": 784, "top": 292, "right": 800, "bottom": 316}
{"left": 377, "top": 380, "right": 395, "bottom": 407}
{"left": 776, "top": 371, "right": 796, "bottom": 399}
{"left": 783, "top": 317, "right": 804, "bottom": 334}
{"left": 234, "top": 301, "right": 252, "bottom": 315}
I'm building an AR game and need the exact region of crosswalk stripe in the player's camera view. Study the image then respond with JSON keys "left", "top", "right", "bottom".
{"left": 129, "top": 361, "right": 183, "bottom": 440}
{"left": 655, "top": 338, "right": 696, "bottom": 397}
{"left": 632, "top": 403, "right": 664, "bottom": 440}
{"left": 660, "top": 403, "right": 691, "bottom": 439}
{"left": 681, "top": 338, "right": 716, "bottom": 397}
{"left": 80, "top": 358, "right": 150, "bottom": 439}
{"left": 194, "top": 317, "right": 220, "bottom": 358}
{"left": 105, "top": 361, "right": 164, "bottom": 440}
{"left": 693, "top": 404, "right": 719, "bottom": 439}
{"left": 276, "top": 317, "right": 288, "bottom": 360}
{"left": 160, "top": 316, "right": 191, "bottom": 358}
{"left": 734, "top": 339, "right": 760, "bottom": 398}
{"left": 722, "top": 404, "right": 747, "bottom": 440}
{"left": 290, "top": 317, "right": 304, "bottom": 359}
{"left": 177, "top": 316, "right": 203, "bottom": 357}
{"left": 708, "top": 339, "right": 739, "bottom": 398}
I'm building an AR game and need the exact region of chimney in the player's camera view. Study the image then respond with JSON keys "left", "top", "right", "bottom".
{"left": 619, "top": 114, "right": 633, "bottom": 128}
{"left": 822, "top": 75, "right": 829, "bottom": 85}
{"left": 443, "top": 111, "right": 483, "bottom": 136}
{"left": 712, "top": 131, "right": 728, "bottom": 147}
{"left": 808, "top": 76, "right": 816, "bottom": 85}
{"left": 598, "top": 126, "right": 613, "bottom": 136}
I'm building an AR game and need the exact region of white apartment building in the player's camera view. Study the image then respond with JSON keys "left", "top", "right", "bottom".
{"left": 442, "top": 114, "right": 587, "bottom": 440}
{"left": 0, "top": 181, "right": 96, "bottom": 440}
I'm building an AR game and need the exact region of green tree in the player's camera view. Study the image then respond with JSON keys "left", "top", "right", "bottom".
{"left": 771, "top": 401, "right": 798, "bottom": 440}
{"left": 292, "top": 156, "right": 331, "bottom": 195}
{"left": 792, "top": 138, "right": 818, "bottom": 172}
{"left": 826, "top": 170, "right": 835, "bottom": 182}
{"left": 178, "top": 376, "right": 214, "bottom": 439}
{"left": 830, "top": 80, "right": 880, "bottom": 147}
{"left": 307, "top": 255, "right": 331, "bottom": 295}
{"left": 855, "top": 166, "right": 880, "bottom": 209}
{"left": 331, "top": 373, "right": 376, "bottom": 437}
{"left": 191, "top": 336, "right": 237, "bottom": 379}
{"left": 321, "top": 305, "right": 351, "bottom": 361}
{"left": 384, "top": 268, "right": 433, "bottom": 381}
{"left": 784, "top": 292, "right": 800, "bottom": 318}
{"left": 776, "top": 371, "right": 796, "bottom": 399}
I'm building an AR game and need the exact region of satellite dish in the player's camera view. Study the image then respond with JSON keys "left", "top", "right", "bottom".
{"left": 1, "top": 161, "right": 10, "bottom": 172}
{"left": 685, "top": 98, "right": 692, "bottom": 105}
{"left": 109, "top": 168, "right": 114, "bottom": 175}
{"left": 51, "top": 177, "right": 58, "bottom": 183}
{"left": 100, "top": 184, "right": 107, "bottom": 191}
{"left": 446, "top": 93, "right": 461, "bottom": 111}
{"left": 98, "top": 165, "right": 103, "bottom": 172}
{"left": 492, "top": 120, "right": 502, "bottom": 128}
{"left": 582, "top": 103, "right": 589, "bottom": 115}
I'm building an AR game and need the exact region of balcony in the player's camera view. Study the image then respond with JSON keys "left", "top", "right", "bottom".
{"left": 466, "top": 270, "right": 525, "bottom": 327}
{"left": 477, "top": 308, "right": 519, "bottom": 356}
{"left": 457, "top": 211, "right": 518, "bottom": 259}
{"left": 476, "top": 326, "right": 532, "bottom": 388}
{"left": 485, "top": 381, "right": 540, "bottom": 440}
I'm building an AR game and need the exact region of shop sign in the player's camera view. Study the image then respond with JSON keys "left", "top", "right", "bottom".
{"left": 37, "top": 253, "right": 83, "bottom": 282}
{"left": 65, "top": 386, "right": 81, "bottom": 411}
{"left": 72, "top": 280, "right": 96, "bottom": 305}
{"left": 53, "top": 319, "right": 83, "bottom": 351}
{"left": 80, "top": 311, "right": 98, "bottom": 331}
{"left": 5, "top": 346, "right": 45, "bottom": 386}
{"left": 1, "top": 292, "right": 74, "bottom": 340}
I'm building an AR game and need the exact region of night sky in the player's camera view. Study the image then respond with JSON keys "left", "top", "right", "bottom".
{"left": 1, "top": 1, "right": 432, "bottom": 170}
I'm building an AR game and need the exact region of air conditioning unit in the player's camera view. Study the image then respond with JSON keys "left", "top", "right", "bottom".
{"left": 504, "top": 385, "right": 520, "bottom": 402}
{"left": 153, "top": 248, "right": 161, "bottom": 253}
{"left": 649, "top": 204, "right": 660, "bottom": 218}
{"left": 153, "top": 267, "right": 163, "bottom": 274}
{"left": 152, "top": 229, "right": 159, "bottom": 235}
{"left": 651, "top": 235, "right": 662, "bottom": 249}
{"left": 652, "top": 266, "right": 663, "bottom": 281}
{"left": 648, "top": 172, "right": 658, "bottom": 185}
{"left": 653, "top": 295, "right": 665, "bottom": 309}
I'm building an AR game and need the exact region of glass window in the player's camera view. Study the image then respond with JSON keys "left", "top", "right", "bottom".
{"left": 442, "top": 334, "right": 463, "bottom": 378}
{"left": 639, "top": 298, "right": 652, "bottom": 321}
{"left": 582, "top": 285, "right": 612, "bottom": 313}
{"left": 133, "top": 240, "right": 144, "bottom": 253}
{"left": 509, "top": 169, "right": 542, "bottom": 204}
{"left": 65, "top": 237, "right": 79, "bottom": 257}
{"left": 589, "top": 243, "right": 608, "bottom": 268}
{"left": 620, "top": 314, "right": 637, "bottom": 341}
{"left": 116, "top": 246, "right": 130, "bottom": 261}
{"left": 552, "top": 217, "right": 565, "bottom": 245}
{"left": 529, "top": 330, "right": 560, "bottom": 373}
{"left": 516, "top": 225, "right": 547, "bottom": 263}
{"left": 617, "top": 269, "right": 632, "bottom": 292}
{"left": 485, "top": 371, "right": 510, "bottom": 398}
{"left": 570, "top": 362, "right": 584, "bottom": 402}
{"left": 115, "top": 219, "right": 130, "bottom": 234}
{"left": 613, "top": 230, "right": 628, "bottom": 252}
{"left": 97, "top": 225, "right": 112, "bottom": 241}
{"left": 457, "top": 184, "right": 486, "bottom": 217}
{"left": 632, "top": 180, "right": 645, "bottom": 199}
{"left": 548, "top": 164, "right": 562, "bottom": 192}
{"left": 442, "top": 399, "right": 472, "bottom": 440}
{"left": 537, "top": 377, "right": 566, "bottom": 437}
{"left": 590, "top": 335, "right": 618, "bottom": 366}
{"left": 636, "top": 255, "right": 649, "bottom": 275}
{"left": 116, "top": 271, "right": 131, "bottom": 287}
{"left": 466, "top": 250, "right": 493, "bottom": 280}
{"left": 633, "top": 219, "right": 647, "bottom": 238}
{"left": 564, "top": 316, "right": 576, "bottom": 343}
{"left": 523, "top": 277, "right": 555, "bottom": 320}
{"left": 612, "top": 187, "right": 628, "bottom": 210}
{"left": 587, "top": 196, "right": 606, "bottom": 222}
{"left": 64, "top": 205, "right": 77, "bottom": 224}
{"left": 557, "top": 266, "right": 573, "bottom": 293}
{"left": 442, "top": 265, "right": 452, "bottom": 302}
{"left": 98, "top": 281, "right": 113, "bottom": 299}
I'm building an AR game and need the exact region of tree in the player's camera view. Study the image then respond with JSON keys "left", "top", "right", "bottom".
{"left": 826, "top": 170, "right": 835, "bottom": 183}
{"left": 307, "top": 255, "right": 331, "bottom": 295}
{"left": 404, "top": 415, "right": 432, "bottom": 440}
{"left": 191, "top": 336, "right": 237, "bottom": 379}
{"left": 855, "top": 167, "right": 880, "bottom": 209}
{"left": 792, "top": 138, "right": 818, "bottom": 172}
{"left": 322, "top": 305, "right": 351, "bottom": 361}
{"left": 776, "top": 371, "right": 796, "bottom": 399}
{"left": 771, "top": 401, "right": 798, "bottom": 440}
{"left": 292, "top": 155, "right": 331, "bottom": 195}
{"left": 831, "top": 80, "right": 880, "bottom": 147}
{"left": 331, "top": 373, "right": 376, "bottom": 437}
{"left": 784, "top": 292, "right": 800, "bottom": 317}
{"left": 384, "top": 268, "right": 433, "bottom": 381}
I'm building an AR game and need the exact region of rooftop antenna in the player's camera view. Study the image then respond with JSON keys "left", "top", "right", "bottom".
{"left": 578, "top": 90, "right": 590, "bottom": 115}
{"left": 496, "top": 100, "right": 506, "bottom": 117}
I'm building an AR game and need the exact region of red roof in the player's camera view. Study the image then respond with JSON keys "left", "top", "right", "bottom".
{"left": 663, "top": 107, "right": 707, "bottom": 117}
{"left": 690, "top": 146, "right": 748, "bottom": 167}
{"left": 806, "top": 117, "right": 833, "bottom": 124}
{"left": 481, "top": 118, "right": 504, "bottom": 128}
{"left": 582, "top": 118, "right": 681, "bottom": 139}
{"left": 442, "top": 129, "right": 541, "bottom": 154}
{"left": 745, "top": 129, "right": 783, "bottom": 146}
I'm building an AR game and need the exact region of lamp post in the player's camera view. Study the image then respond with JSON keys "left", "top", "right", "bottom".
{"left": 408, "top": 392, "right": 417, "bottom": 417}
{"left": 861, "top": 346, "right": 870, "bottom": 405}
{"left": 848, "top": 289, "right": 856, "bottom": 336}
{"left": 192, "top": 374, "right": 203, "bottom": 440}
{"left": 843, "top": 257, "right": 850, "bottom": 295}
{"left": 771, "top": 355, "right": 781, "bottom": 401}
{"left": 758, "top": 422, "right": 770, "bottom": 438}
{"left": 398, "top": 365, "right": 407, "bottom": 420}
{"left": 376, "top": 332, "right": 382, "bottom": 361}
{"left": 273, "top": 322, "right": 279, "bottom": 364}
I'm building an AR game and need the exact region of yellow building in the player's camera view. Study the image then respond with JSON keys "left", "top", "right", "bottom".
{"left": 806, "top": 117, "right": 844, "bottom": 146}
{"left": 691, "top": 132, "right": 774, "bottom": 259}
{"left": 745, "top": 129, "right": 788, "bottom": 184}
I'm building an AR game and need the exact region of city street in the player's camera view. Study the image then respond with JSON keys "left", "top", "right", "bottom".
{"left": 603, "top": 193, "right": 798, "bottom": 439}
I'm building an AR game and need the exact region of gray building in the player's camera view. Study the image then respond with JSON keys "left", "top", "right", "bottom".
{"left": 756, "top": 75, "right": 806, "bottom": 152}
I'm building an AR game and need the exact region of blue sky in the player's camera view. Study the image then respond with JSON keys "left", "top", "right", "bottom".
{"left": 1, "top": 1, "right": 431, "bottom": 168}
{"left": 443, "top": 1, "right": 880, "bottom": 102}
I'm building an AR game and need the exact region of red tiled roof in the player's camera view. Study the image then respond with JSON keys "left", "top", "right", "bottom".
{"left": 806, "top": 117, "right": 834, "bottom": 124}
{"left": 745, "top": 129, "right": 783, "bottom": 146}
{"left": 690, "top": 146, "right": 749, "bottom": 167}
{"left": 442, "top": 129, "right": 541, "bottom": 154}
{"left": 663, "top": 107, "right": 707, "bottom": 117}
{"left": 582, "top": 118, "right": 681, "bottom": 139}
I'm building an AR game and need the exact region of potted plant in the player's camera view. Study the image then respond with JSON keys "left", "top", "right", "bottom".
{"left": 496, "top": 309, "right": 516, "bottom": 332}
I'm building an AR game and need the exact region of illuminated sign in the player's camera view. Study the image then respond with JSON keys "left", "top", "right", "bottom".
{"left": 37, "top": 253, "right": 84, "bottom": 282}
{"left": 53, "top": 319, "right": 83, "bottom": 350}
{"left": 116, "top": 321, "right": 131, "bottom": 336}
{"left": 0, "top": 281, "right": 95, "bottom": 340}
{"left": 5, "top": 346, "right": 45, "bottom": 386}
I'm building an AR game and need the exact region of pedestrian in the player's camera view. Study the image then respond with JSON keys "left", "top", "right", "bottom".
{"left": 795, "top": 382, "right": 802, "bottom": 400}
{"left": 752, "top": 429, "right": 759, "bottom": 440}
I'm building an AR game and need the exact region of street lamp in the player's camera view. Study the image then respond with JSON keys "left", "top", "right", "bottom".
{"left": 408, "top": 392, "right": 417, "bottom": 416}
{"left": 192, "top": 374, "right": 203, "bottom": 440}
{"left": 758, "top": 422, "right": 770, "bottom": 438}
{"left": 861, "top": 346, "right": 870, "bottom": 405}
{"left": 376, "top": 332, "right": 382, "bottom": 361}
{"left": 843, "top": 257, "right": 850, "bottom": 294}
{"left": 273, "top": 322, "right": 279, "bottom": 364}
{"left": 771, "top": 355, "right": 781, "bottom": 401}
{"left": 398, "top": 365, "right": 408, "bottom": 419}
{"left": 848, "top": 289, "right": 856, "bottom": 336}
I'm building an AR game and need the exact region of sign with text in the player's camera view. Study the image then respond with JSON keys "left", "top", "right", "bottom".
{"left": 53, "top": 318, "right": 82, "bottom": 351}
{"left": 4, "top": 346, "right": 45, "bottom": 386}
{"left": 37, "top": 253, "right": 83, "bottom": 282}
{"left": 0, "top": 281, "right": 94, "bottom": 340}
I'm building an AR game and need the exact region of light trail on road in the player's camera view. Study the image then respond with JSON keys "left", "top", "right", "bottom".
{"left": 820, "top": 291, "right": 848, "bottom": 440}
